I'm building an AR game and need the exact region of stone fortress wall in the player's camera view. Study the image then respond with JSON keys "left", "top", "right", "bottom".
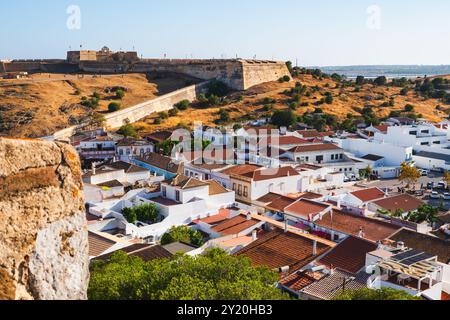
{"left": 0, "top": 138, "right": 89, "bottom": 300}
{"left": 51, "top": 81, "right": 210, "bottom": 140}
{"left": 2, "top": 47, "right": 290, "bottom": 91}
{"left": 2, "top": 48, "right": 291, "bottom": 139}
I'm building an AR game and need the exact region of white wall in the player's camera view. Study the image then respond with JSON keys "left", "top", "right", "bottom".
{"left": 339, "top": 138, "right": 413, "bottom": 167}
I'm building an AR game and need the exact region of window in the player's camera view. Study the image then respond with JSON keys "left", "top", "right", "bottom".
{"left": 305, "top": 156, "right": 309, "bottom": 162}
{"left": 185, "top": 170, "right": 189, "bottom": 176}
{"left": 162, "top": 187, "right": 167, "bottom": 197}
{"left": 243, "top": 186, "right": 249, "bottom": 198}
{"left": 175, "top": 190, "right": 180, "bottom": 202}
{"left": 316, "top": 155, "right": 324, "bottom": 163}
{"left": 340, "top": 154, "right": 344, "bottom": 160}
{"left": 238, "top": 185, "right": 243, "bottom": 196}
{"left": 233, "top": 183, "right": 237, "bottom": 191}
{"left": 119, "top": 149, "right": 124, "bottom": 156}
{"left": 331, "top": 155, "right": 335, "bottom": 160}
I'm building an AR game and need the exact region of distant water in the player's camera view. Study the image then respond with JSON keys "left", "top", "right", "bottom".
{"left": 315, "top": 65, "right": 450, "bottom": 79}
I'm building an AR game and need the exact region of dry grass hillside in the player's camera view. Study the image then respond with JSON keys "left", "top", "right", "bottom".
{"left": 0, "top": 73, "right": 198, "bottom": 138}
{"left": 1, "top": 71, "right": 449, "bottom": 138}
{"left": 133, "top": 73, "right": 450, "bottom": 133}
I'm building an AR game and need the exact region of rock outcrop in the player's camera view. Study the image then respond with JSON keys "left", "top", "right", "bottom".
{"left": 0, "top": 138, "right": 89, "bottom": 300}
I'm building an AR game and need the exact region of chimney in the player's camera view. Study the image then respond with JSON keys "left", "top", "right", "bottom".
{"left": 397, "top": 241, "right": 405, "bottom": 250}
{"left": 252, "top": 230, "right": 258, "bottom": 241}
{"left": 246, "top": 213, "right": 252, "bottom": 221}
{"left": 313, "top": 240, "right": 317, "bottom": 256}
{"left": 92, "top": 163, "right": 96, "bottom": 175}
{"left": 284, "top": 219, "right": 288, "bottom": 233}
{"left": 337, "top": 200, "right": 342, "bottom": 210}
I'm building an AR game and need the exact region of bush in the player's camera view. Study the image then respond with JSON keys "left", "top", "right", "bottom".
{"left": 175, "top": 100, "right": 190, "bottom": 111}
{"left": 154, "top": 118, "right": 161, "bottom": 125}
{"left": 271, "top": 109, "right": 296, "bottom": 128}
{"left": 404, "top": 104, "right": 415, "bottom": 112}
{"left": 168, "top": 107, "right": 179, "bottom": 117}
{"left": 108, "top": 102, "right": 121, "bottom": 113}
{"left": 118, "top": 124, "right": 138, "bottom": 138}
{"left": 93, "top": 91, "right": 101, "bottom": 99}
{"left": 116, "top": 89, "right": 125, "bottom": 99}
{"left": 324, "top": 92, "right": 333, "bottom": 104}
{"left": 374, "top": 76, "right": 387, "bottom": 86}
{"left": 159, "top": 111, "right": 169, "bottom": 119}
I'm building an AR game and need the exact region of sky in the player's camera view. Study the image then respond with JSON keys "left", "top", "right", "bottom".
{"left": 1, "top": 0, "right": 450, "bottom": 66}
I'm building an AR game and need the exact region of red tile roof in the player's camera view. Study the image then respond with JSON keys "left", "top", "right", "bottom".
{"left": 259, "top": 136, "right": 310, "bottom": 146}
{"left": 297, "top": 130, "right": 335, "bottom": 138}
{"left": 193, "top": 208, "right": 231, "bottom": 225}
{"left": 220, "top": 164, "right": 262, "bottom": 176}
{"left": 266, "top": 196, "right": 299, "bottom": 212}
{"left": 350, "top": 188, "right": 386, "bottom": 202}
{"left": 373, "top": 194, "right": 424, "bottom": 212}
{"left": 285, "top": 199, "right": 331, "bottom": 220}
{"left": 287, "top": 143, "right": 341, "bottom": 153}
{"left": 211, "top": 215, "right": 260, "bottom": 236}
{"left": 236, "top": 228, "right": 332, "bottom": 272}
{"left": 314, "top": 209, "right": 401, "bottom": 242}
{"left": 252, "top": 167, "right": 300, "bottom": 182}
{"left": 279, "top": 270, "right": 325, "bottom": 291}
{"left": 318, "top": 236, "right": 378, "bottom": 274}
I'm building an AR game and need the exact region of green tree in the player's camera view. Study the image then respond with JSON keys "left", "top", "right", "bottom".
{"left": 374, "top": 76, "right": 387, "bottom": 86}
{"left": 161, "top": 226, "right": 204, "bottom": 247}
{"left": 118, "top": 124, "right": 138, "bottom": 138}
{"left": 271, "top": 110, "right": 296, "bottom": 128}
{"left": 359, "top": 165, "right": 373, "bottom": 180}
{"left": 334, "top": 288, "right": 422, "bottom": 300}
{"left": 356, "top": 75, "right": 365, "bottom": 86}
{"left": 122, "top": 203, "right": 158, "bottom": 224}
{"left": 88, "top": 249, "right": 289, "bottom": 300}
{"left": 108, "top": 102, "right": 121, "bottom": 113}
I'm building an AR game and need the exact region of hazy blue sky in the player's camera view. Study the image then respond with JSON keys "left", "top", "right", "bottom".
{"left": 2, "top": 0, "right": 450, "bottom": 66}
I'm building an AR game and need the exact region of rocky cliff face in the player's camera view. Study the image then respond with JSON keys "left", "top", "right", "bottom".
{"left": 0, "top": 138, "right": 89, "bottom": 300}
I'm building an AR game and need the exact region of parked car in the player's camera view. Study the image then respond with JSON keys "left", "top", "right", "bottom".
{"left": 443, "top": 193, "right": 450, "bottom": 201}
{"left": 437, "top": 181, "right": 447, "bottom": 190}
{"left": 427, "top": 182, "right": 434, "bottom": 190}
{"left": 419, "top": 169, "right": 429, "bottom": 176}
{"left": 430, "top": 191, "right": 440, "bottom": 199}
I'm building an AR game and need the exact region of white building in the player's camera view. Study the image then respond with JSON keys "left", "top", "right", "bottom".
{"left": 89, "top": 175, "right": 235, "bottom": 242}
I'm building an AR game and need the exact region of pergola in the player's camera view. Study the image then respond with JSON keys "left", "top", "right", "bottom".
{"left": 377, "top": 250, "right": 442, "bottom": 293}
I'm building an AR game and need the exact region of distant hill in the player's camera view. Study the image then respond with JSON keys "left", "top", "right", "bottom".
{"left": 315, "top": 65, "right": 450, "bottom": 79}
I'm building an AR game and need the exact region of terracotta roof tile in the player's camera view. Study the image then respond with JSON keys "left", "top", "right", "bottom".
{"left": 314, "top": 209, "right": 401, "bottom": 242}
{"left": 318, "top": 236, "right": 378, "bottom": 274}
{"left": 211, "top": 215, "right": 260, "bottom": 236}
{"left": 285, "top": 199, "right": 331, "bottom": 220}
{"left": 88, "top": 232, "right": 116, "bottom": 257}
{"left": 351, "top": 188, "right": 386, "bottom": 202}
{"left": 373, "top": 194, "right": 424, "bottom": 212}
{"left": 287, "top": 143, "right": 341, "bottom": 153}
{"left": 279, "top": 270, "right": 325, "bottom": 291}
{"left": 235, "top": 228, "right": 331, "bottom": 272}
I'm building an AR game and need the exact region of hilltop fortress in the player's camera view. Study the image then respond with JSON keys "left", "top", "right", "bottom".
{"left": 0, "top": 47, "right": 290, "bottom": 90}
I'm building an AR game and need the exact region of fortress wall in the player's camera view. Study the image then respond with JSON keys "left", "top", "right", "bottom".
{"left": 51, "top": 81, "right": 210, "bottom": 140}
{"left": 242, "top": 61, "right": 291, "bottom": 89}
{"left": 103, "top": 81, "right": 210, "bottom": 129}
{"left": 3, "top": 61, "right": 43, "bottom": 73}
{"left": 0, "top": 138, "right": 89, "bottom": 300}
